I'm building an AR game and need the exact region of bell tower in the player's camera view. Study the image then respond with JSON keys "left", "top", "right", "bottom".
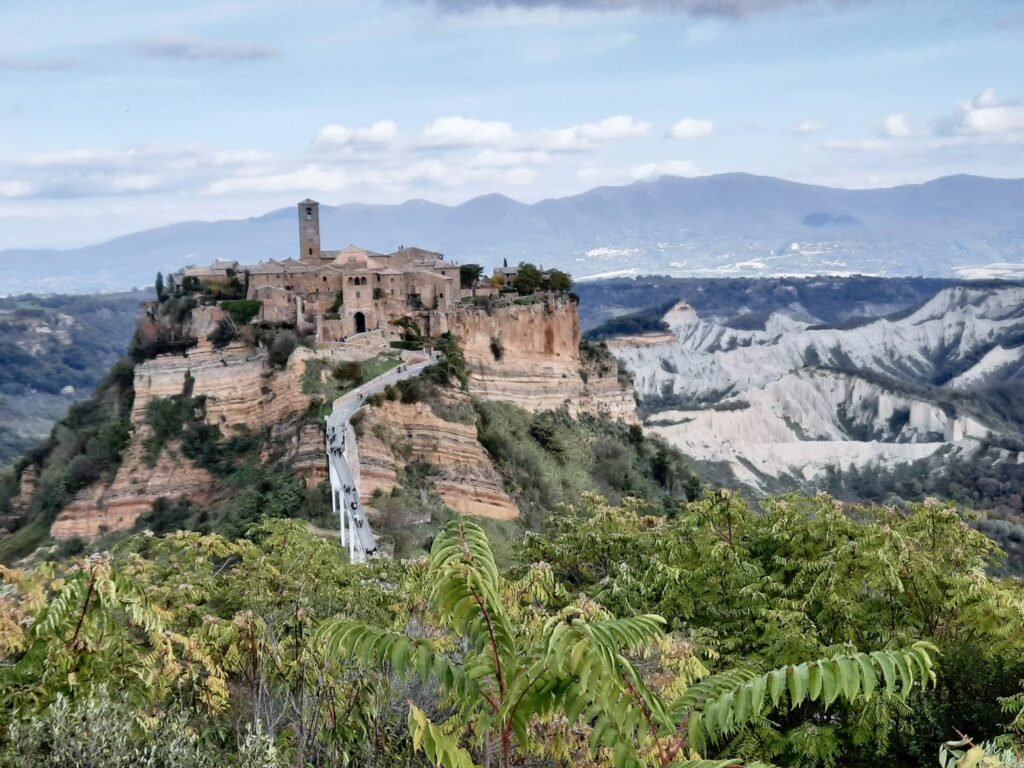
{"left": 298, "top": 199, "right": 321, "bottom": 260}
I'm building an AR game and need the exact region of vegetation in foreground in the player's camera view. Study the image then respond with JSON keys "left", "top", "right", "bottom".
{"left": 1, "top": 492, "right": 1022, "bottom": 767}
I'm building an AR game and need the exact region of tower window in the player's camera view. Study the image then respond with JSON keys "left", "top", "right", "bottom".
{"left": 305, "top": 207, "right": 312, "bottom": 219}
{"left": 308, "top": 247, "right": 313, "bottom": 255}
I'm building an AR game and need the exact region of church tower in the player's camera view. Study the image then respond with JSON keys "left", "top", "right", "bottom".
{"left": 298, "top": 199, "right": 321, "bottom": 260}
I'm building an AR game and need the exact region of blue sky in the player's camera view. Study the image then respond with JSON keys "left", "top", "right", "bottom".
{"left": 1, "top": 0, "right": 1022, "bottom": 248}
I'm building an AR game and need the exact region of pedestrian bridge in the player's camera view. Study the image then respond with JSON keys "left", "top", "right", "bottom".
{"left": 324, "top": 353, "right": 435, "bottom": 563}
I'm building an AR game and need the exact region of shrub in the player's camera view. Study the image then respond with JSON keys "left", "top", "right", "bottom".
{"left": 268, "top": 331, "right": 297, "bottom": 368}
{"left": 220, "top": 299, "right": 261, "bottom": 325}
{"left": 489, "top": 336, "right": 504, "bottom": 361}
{"left": 207, "top": 318, "right": 237, "bottom": 349}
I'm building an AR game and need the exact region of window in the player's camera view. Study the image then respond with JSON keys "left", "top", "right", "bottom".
{"left": 308, "top": 247, "right": 313, "bottom": 255}
{"left": 356, "top": 291, "right": 360, "bottom": 299}
{"left": 322, "top": 276, "right": 327, "bottom": 282}
{"left": 305, "top": 206, "right": 312, "bottom": 219}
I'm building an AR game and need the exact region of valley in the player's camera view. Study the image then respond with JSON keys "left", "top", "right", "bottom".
{"left": 582, "top": 277, "right": 1024, "bottom": 512}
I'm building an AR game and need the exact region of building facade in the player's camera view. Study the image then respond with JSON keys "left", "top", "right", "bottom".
{"left": 183, "top": 200, "right": 462, "bottom": 340}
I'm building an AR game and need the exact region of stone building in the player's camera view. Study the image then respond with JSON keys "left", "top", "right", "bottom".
{"left": 182, "top": 200, "right": 462, "bottom": 340}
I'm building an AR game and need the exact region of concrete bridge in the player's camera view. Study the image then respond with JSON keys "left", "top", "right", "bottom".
{"left": 325, "top": 352, "right": 436, "bottom": 563}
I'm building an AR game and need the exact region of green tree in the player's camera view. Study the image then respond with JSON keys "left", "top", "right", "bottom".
{"left": 545, "top": 269, "right": 573, "bottom": 292}
{"left": 155, "top": 272, "right": 166, "bottom": 302}
{"left": 319, "top": 518, "right": 935, "bottom": 768}
{"left": 460, "top": 263, "right": 485, "bottom": 289}
{"left": 514, "top": 263, "right": 543, "bottom": 295}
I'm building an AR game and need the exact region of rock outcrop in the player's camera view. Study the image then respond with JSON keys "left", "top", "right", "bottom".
{"left": 357, "top": 396, "right": 518, "bottom": 520}
{"left": 51, "top": 340, "right": 318, "bottom": 539}
{"left": 450, "top": 297, "right": 637, "bottom": 423}
{"left": 51, "top": 439, "right": 217, "bottom": 540}
{"left": 45, "top": 295, "right": 631, "bottom": 539}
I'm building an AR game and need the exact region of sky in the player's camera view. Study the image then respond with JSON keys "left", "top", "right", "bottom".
{"left": 1, "top": 0, "right": 1022, "bottom": 249}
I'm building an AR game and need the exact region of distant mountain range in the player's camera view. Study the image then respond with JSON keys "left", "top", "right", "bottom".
{"left": 3, "top": 173, "right": 1024, "bottom": 294}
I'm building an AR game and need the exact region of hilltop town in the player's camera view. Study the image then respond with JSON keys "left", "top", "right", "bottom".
{"left": 174, "top": 199, "right": 569, "bottom": 345}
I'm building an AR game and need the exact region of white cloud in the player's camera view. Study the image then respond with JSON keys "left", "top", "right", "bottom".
{"left": 0, "top": 180, "right": 35, "bottom": 198}
{"left": 314, "top": 121, "right": 401, "bottom": 149}
{"left": 418, "top": 114, "right": 648, "bottom": 151}
{"left": 532, "top": 115, "right": 649, "bottom": 151}
{"left": 630, "top": 160, "right": 698, "bottom": 180}
{"left": 950, "top": 89, "right": 1024, "bottom": 136}
{"left": 421, "top": 117, "right": 516, "bottom": 148}
{"left": 879, "top": 112, "right": 912, "bottom": 138}
{"left": 2, "top": 142, "right": 275, "bottom": 199}
{"left": 207, "top": 165, "right": 357, "bottom": 195}
{"left": 668, "top": 117, "right": 715, "bottom": 139}
{"left": 790, "top": 120, "right": 826, "bottom": 135}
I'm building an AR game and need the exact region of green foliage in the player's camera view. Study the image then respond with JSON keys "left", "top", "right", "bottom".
{"left": 476, "top": 402, "right": 700, "bottom": 525}
{"left": 514, "top": 262, "right": 543, "bottom": 295}
{"left": 0, "top": 688, "right": 213, "bottom": 768}
{"left": 1, "top": 521, "right": 412, "bottom": 766}
{"left": 545, "top": 268, "right": 573, "bottom": 293}
{"left": 143, "top": 393, "right": 206, "bottom": 465}
{"left": 320, "top": 517, "right": 936, "bottom": 768}
{"left": 0, "top": 291, "right": 145, "bottom": 467}
{"left": 219, "top": 299, "right": 261, "bottom": 325}
{"left": 460, "top": 264, "right": 485, "bottom": 289}
{"left": 521, "top": 493, "right": 1024, "bottom": 765}
{"left": 0, "top": 357, "right": 135, "bottom": 562}
{"left": 424, "top": 332, "right": 470, "bottom": 390}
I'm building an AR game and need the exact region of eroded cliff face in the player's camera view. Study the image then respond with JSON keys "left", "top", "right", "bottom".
{"left": 51, "top": 339, "right": 317, "bottom": 539}
{"left": 357, "top": 396, "right": 517, "bottom": 520}
{"left": 450, "top": 298, "right": 637, "bottom": 423}
{"left": 46, "top": 296, "right": 631, "bottom": 539}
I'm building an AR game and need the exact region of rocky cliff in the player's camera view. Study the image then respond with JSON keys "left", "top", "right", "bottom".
{"left": 450, "top": 297, "right": 637, "bottom": 423}
{"left": 50, "top": 338, "right": 318, "bottom": 539}
{"left": 356, "top": 396, "right": 518, "bottom": 520}
{"left": 42, "top": 296, "right": 634, "bottom": 540}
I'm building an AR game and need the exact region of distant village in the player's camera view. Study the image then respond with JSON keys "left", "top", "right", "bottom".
{"left": 175, "top": 199, "right": 570, "bottom": 343}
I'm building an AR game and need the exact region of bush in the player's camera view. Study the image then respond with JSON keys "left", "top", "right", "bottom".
{"left": 143, "top": 395, "right": 206, "bottom": 464}
{"left": 219, "top": 299, "right": 261, "bottom": 325}
{"left": 489, "top": 336, "right": 504, "bottom": 361}
{"left": 207, "top": 318, "right": 237, "bottom": 349}
{"left": 389, "top": 340, "right": 423, "bottom": 351}
{"left": 268, "top": 331, "right": 297, "bottom": 368}
{"left": 0, "top": 688, "right": 214, "bottom": 768}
